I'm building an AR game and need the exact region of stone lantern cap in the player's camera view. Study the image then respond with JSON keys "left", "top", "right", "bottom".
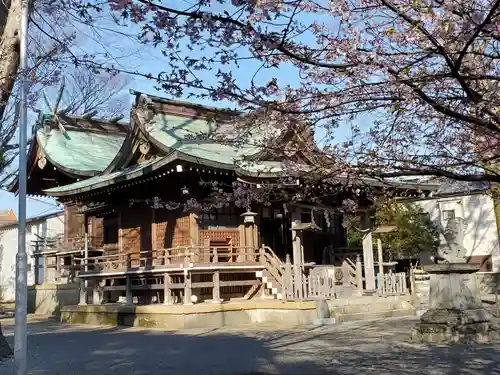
{"left": 241, "top": 210, "right": 258, "bottom": 224}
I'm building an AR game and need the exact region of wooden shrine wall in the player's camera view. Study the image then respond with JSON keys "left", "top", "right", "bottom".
{"left": 82, "top": 204, "right": 267, "bottom": 257}
{"left": 120, "top": 205, "right": 153, "bottom": 256}
{"left": 153, "top": 209, "right": 194, "bottom": 249}
{"left": 64, "top": 204, "right": 85, "bottom": 239}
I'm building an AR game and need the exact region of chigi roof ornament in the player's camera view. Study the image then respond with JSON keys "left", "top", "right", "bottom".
{"left": 41, "top": 77, "right": 68, "bottom": 137}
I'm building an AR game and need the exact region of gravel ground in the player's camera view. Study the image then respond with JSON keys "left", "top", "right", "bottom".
{"left": 0, "top": 316, "right": 500, "bottom": 375}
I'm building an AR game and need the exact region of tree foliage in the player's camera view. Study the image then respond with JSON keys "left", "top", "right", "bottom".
{"left": 87, "top": 0, "right": 500, "bottom": 184}
{"left": 0, "top": 1, "right": 135, "bottom": 184}
{"left": 347, "top": 203, "right": 439, "bottom": 259}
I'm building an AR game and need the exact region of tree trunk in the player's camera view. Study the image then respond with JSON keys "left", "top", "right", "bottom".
{"left": 0, "top": 0, "right": 22, "bottom": 121}
{"left": 0, "top": 322, "right": 13, "bottom": 359}
{"left": 0, "top": 0, "right": 11, "bottom": 35}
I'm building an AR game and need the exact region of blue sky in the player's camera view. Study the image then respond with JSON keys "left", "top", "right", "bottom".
{"left": 0, "top": 4, "right": 360, "bottom": 218}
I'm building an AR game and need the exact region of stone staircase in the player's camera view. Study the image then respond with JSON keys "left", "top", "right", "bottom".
{"left": 255, "top": 246, "right": 284, "bottom": 300}
{"left": 255, "top": 246, "right": 362, "bottom": 301}
{"left": 255, "top": 269, "right": 283, "bottom": 300}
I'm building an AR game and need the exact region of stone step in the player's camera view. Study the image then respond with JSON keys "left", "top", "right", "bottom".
{"left": 335, "top": 285, "right": 358, "bottom": 298}
{"left": 255, "top": 270, "right": 282, "bottom": 300}
{"left": 335, "top": 308, "right": 416, "bottom": 323}
{"left": 336, "top": 302, "right": 405, "bottom": 315}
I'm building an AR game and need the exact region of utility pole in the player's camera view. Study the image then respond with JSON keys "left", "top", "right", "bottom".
{"left": 14, "top": 0, "right": 30, "bottom": 373}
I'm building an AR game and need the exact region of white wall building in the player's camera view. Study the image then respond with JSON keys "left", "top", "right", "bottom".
{"left": 0, "top": 211, "right": 64, "bottom": 302}
{"left": 412, "top": 181, "right": 500, "bottom": 272}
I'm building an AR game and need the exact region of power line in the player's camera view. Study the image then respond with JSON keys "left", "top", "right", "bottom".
{"left": 27, "top": 205, "right": 63, "bottom": 218}
{"left": 0, "top": 187, "right": 61, "bottom": 208}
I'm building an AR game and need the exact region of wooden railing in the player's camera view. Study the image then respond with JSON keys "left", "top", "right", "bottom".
{"left": 307, "top": 267, "right": 336, "bottom": 299}
{"left": 260, "top": 246, "right": 284, "bottom": 287}
{"left": 345, "top": 255, "right": 364, "bottom": 294}
{"left": 377, "top": 272, "right": 408, "bottom": 296}
{"left": 281, "top": 258, "right": 336, "bottom": 301}
{"left": 79, "top": 246, "right": 261, "bottom": 275}
{"left": 32, "top": 234, "right": 106, "bottom": 253}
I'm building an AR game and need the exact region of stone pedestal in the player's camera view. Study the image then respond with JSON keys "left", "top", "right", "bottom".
{"left": 313, "top": 298, "right": 335, "bottom": 326}
{"left": 411, "top": 263, "right": 500, "bottom": 343}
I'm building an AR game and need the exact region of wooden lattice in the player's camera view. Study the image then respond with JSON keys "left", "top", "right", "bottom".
{"left": 199, "top": 229, "right": 240, "bottom": 246}
{"left": 154, "top": 210, "right": 192, "bottom": 250}
{"left": 172, "top": 216, "right": 190, "bottom": 246}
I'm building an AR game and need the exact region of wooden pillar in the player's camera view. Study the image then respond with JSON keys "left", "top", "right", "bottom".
{"left": 152, "top": 208, "right": 157, "bottom": 251}
{"left": 241, "top": 211, "right": 257, "bottom": 261}
{"left": 293, "top": 229, "right": 305, "bottom": 300}
{"left": 361, "top": 211, "right": 376, "bottom": 291}
{"left": 212, "top": 271, "right": 222, "bottom": 303}
{"left": 245, "top": 225, "right": 253, "bottom": 261}
{"left": 238, "top": 224, "right": 246, "bottom": 248}
{"left": 253, "top": 214, "right": 260, "bottom": 250}
{"left": 291, "top": 230, "right": 304, "bottom": 301}
{"left": 118, "top": 209, "right": 123, "bottom": 253}
{"left": 42, "top": 254, "right": 47, "bottom": 284}
{"left": 70, "top": 254, "right": 75, "bottom": 282}
{"left": 291, "top": 210, "right": 304, "bottom": 300}
{"left": 126, "top": 276, "right": 133, "bottom": 305}
{"left": 34, "top": 253, "right": 40, "bottom": 285}
{"left": 55, "top": 255, "right": 61, "bottom": 283}
{"left": 183, "top": 269, "right": 193, "bottom": 305}
{"left": 163, "top": 273, "right": 173, "bottom": 305}
{"left": 189, "top": 213, "right": 199, "bottom": 246}
{"left": 377, "top": 237, "right": 384, "bottom": 289}
{"left": 355, "top": 254, "right": 364, "bottom": 295}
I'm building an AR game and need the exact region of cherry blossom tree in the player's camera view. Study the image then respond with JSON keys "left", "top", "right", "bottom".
{"left": 85, "top": 0, "right": 500, "bottom": 183}
{"left": 0, "top": 0, "right": 139, "bottom": 183}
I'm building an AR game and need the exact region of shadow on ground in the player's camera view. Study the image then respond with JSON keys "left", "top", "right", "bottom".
{"left": 0, "top": 317, "right": 499, "bottom": 374}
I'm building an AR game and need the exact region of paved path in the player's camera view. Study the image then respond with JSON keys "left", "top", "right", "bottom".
{"left": 1, "top": 316, "right": 500, "bottom": 374}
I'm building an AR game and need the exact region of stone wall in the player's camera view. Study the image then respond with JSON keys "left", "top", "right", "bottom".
{"left": 60, "top": 296, "right": 416, "bottom": 329}
{"left": 28, "top": 283, "right": 80, "bottom": 316}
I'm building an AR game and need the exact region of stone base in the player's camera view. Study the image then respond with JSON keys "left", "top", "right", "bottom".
{"left": 410, "top": 263, "right": 500, "bottom": 343}
{"left": 411, "top": 308, "right": 500, "bottom": 344}
{"left": 313, "top": 318, "right": 336, "bottom": 326}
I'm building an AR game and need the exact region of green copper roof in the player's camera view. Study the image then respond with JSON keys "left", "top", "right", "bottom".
{"left": 238, "top": 161, "right": 284, "bottom": 174}
{"left": 42, "top": 110, "right": 285, "bottom": 196}
{"left": 44, "top": 156, "right": 165, "bottom": 195}
{"left": 42, "top": 151, "right": 286, "bottom": 197}
{"left": 38, "top": 128, "right": 125, "bottom": 175}
{"left": 147, "top": 113, "right": 271, "bottom": 164}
